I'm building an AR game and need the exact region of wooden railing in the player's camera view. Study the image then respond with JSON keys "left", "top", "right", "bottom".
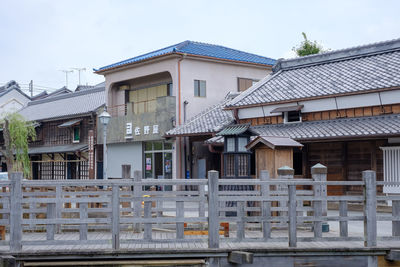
{"left": 0, "top": 164, "right": 399, "bottom": 251}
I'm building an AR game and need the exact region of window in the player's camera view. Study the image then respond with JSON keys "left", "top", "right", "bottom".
{"left": 167, "top": 83, "right": 173, "bottom": 96}
{"left": 73, "top": 126, "right": 80, "bottom": 143}
{"left": 238, "top": 78, "right": 259, "bottom": 92}
{"left": 237, "top": 137, "right": 248, "bottom": 152}
{"left": 382, "top": 147, "right": 400, "bottom": 193}
{"left": 194, "top": 80, "right": 206, "bottom": 97}
{"left": 223, "top": 136, "right": 251, "bottom": 177}
{"left": 129, "top": 84, "right": 168, "bottom": 114}
{"left": 284, "top": 111, "right": 302, "bottom": 123}
{"left": 144, "top": 142, "right": 174, "bottom": 184}
{"left": 226, "top": 138, "right": 235, "bottom": 152}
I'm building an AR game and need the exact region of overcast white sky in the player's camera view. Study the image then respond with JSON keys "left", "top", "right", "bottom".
{"left": 0, "top": 0, "right": 399, "bottom": 94}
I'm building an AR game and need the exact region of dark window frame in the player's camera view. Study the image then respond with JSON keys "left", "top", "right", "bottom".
{"left": 194, "top": 80, "right": 206, "bottom": 97}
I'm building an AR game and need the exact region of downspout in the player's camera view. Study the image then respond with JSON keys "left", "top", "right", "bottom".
{"left": 177, "top": 54, "right": 186, "bottom": 178}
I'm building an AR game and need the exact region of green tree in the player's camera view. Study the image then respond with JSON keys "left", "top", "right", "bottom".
{"left": 1, "top": 113, "right": 36, "bottom": 178}
{"left": 293, "top": 32, "right": 324, "bottom": 57}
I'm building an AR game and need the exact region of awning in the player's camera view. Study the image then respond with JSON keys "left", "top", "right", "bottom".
{"left": 246, "top": 136, "right": 303, "bottom": 150}
{"left": 270, "top": 105, "right": 304, "bottom": 113}
{"left": 58, "top": 119, "right": 82, "bottom": 128}
{"left": 216, "top": 124, "right": 250, "bottom": 136}
{"left": 28, "top": 144, "right": 88, "bottom": 154}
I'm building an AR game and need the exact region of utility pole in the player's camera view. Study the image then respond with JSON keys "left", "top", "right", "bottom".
{"left": 71, "top": 67, "right": 86, "bottom": 85}
{"left": 29, "top": 80, "right": 33, "bottom": 97}
{"left": 59, "top": 70, "right": 74, "bottom": 88}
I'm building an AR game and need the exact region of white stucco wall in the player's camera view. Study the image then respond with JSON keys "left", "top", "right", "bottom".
{"left": 238, "top": 89, "right": 400, "bottom": 120}
{"left": 180, "top": 58, "right": 270, "bottom": 120}
{"left": 0, "top": 90, "right": 30, "bottom": 118}
{"left": 107, "top": 142, "right": 143, "bottom": 178}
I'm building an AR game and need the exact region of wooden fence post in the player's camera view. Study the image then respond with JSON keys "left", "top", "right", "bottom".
{"left": 312, "top": 163, "right": 328, "bottom": 237}
{"left": 288, "top": 183, "right": 297, "bottom": 247}
{"left": 363, "top": 170, "right": 377, "bottom": 247}
{"left": 79, "top": 202, "right": 88, "bottom": 241}
{"left": 277, "top": 166, "right": 294, "bottom": 224}
{"left": 133, "top": 171, "right": 142, "bottom": 233}
{"left": 176, "top": 201, "right": 184, "bottom": 239}
{"left": 10, "top": 172, "right": 23, "bottom": 252}
{"left": 260, "top": 170, "right": 271, "bottom": 239}
{"left": 393, "top": 200, "right": 400, "bottom": 236}
{"left": 111, "top": 184, "right": 120, "bottom": 250}
{"left": 46, "top": 203, "right": 56, "bottom": 240}
{"left": 339, "top": 200, "right": 348, "bottom": 237}
{"left": 208, "top": 170, "right": 219, "bottom": 248}
{"left": 237, "top": 201, "right": 245, "bottom": 240}
{"left": 55, "top": 185, "right": 62, "bottom": 234}
{"left": 143, "top": 201, "right": 152, "bottom": 241}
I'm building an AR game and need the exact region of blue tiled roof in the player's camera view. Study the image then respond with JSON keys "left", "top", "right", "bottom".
{"left": 96, "top": 41, "right": 276, "bottom": 72}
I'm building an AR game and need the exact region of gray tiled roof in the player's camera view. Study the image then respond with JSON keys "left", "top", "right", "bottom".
{"left": 206, "top": 114, "right": 400, "bottom": 144}
{"left": 19, "top": 87, "right": 105, "bottom": 121}
{"left": 165, "top": 94, "right": 236, "bottom": 136}
{"left": 227, "top": 38, "right": 400, "bottom": 108}
{"left": 251, "top": 114, "right": 400, "bottom": 141}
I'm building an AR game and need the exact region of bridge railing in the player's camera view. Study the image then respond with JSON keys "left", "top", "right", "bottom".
{"left": 1, "top": 163, "right": 399, "bottom": 251}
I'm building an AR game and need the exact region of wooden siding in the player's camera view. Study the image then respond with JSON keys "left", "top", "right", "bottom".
{"left": 255, "top": 147, "right": 293, "bottom": 178}
{"left": 305, "top": 140, "right": 385, "bottom": 195}
{"left": 30, "top": 117, "right": 94, "bottom": 147}
{"left": 239, "top": 103, "right": 400, "bottom": 125}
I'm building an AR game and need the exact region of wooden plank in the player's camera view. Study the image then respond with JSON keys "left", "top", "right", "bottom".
{"left": 208, "top": 170, "right": 219, "bottom": 248}
{"left": 111, "top": 185, "right": 120, "bottom": 249}
{"left": 363, "top": 170, "right": 377, "bottom": 247}
{"left": 46, "top": 203, "right": 55, "bottom": 241}
{"left": 10, "top": 172, "right": 22, "bottom": 252}
{"left": 260, "top": 170, "right": 271, "bottom": 239}
{"left": 339, "top": 200, "right": 348, "bottom": 237}
{"left": 288, "top": 184, "right": 297, "bottom": 247}
{"left": 143, "top": 201, "right": 152, "bottom": 241}
{"left": 133, "top": 171, "right": 142, "bottom": 233}
{"left": 237, "top": 201, "right": 245, "bottom": 240}
{"left": 176, "top": 201, "right": 184, "bottom": 239}
{"left": 393, "top": 200, "right": 400, "bottom": 236}
{"left": 79, "top": 203, "right": 88, "bottom": 241}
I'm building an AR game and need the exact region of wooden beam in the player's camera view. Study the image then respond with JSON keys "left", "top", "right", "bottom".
{"left": 228, "top": 251, "right": 254, "bottom": 264}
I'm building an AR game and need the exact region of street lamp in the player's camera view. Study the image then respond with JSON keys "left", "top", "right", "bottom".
{"left": 99, "top": 108, "right": 111, "bottom": 180}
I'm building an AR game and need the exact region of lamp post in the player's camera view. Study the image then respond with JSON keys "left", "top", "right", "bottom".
{"left": 99, "top": 108, "right": 111, "bottom": 180}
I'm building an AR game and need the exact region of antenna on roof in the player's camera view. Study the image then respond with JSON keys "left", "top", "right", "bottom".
{"left": 59, "top": 70, "right": 74, "bottom": 88}
{"left": 29, "top": 80, "right": 33, "bottom": 97}
{"left": 71, "top": 67, "right": 86, "bottom": 85}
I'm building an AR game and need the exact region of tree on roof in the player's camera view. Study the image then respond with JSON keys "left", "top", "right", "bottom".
{"left": 0, "top": 113, "right": 36, "bottom": 178}
{"left": 292, "top": 32, "right": 324, "bottom": 57}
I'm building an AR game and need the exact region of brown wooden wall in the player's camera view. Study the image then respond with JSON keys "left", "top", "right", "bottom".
{"left": 305, "top": 140, "right": 385, "bottom": 195}
{"left": 239, "top": 103, "right": 400, "bottom": 126}
{"left": 31, "top": 117, "right": 95, "bottom": 147}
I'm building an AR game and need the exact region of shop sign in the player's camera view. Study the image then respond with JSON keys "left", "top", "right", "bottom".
{"left": 126, "top": 122, "right": 132, "bottom": 135}
{"left": 88, "top": 130, "right": 95, "bottom": 179}
{"left": 126, "top": 123, "right": 159, "bottom": 137}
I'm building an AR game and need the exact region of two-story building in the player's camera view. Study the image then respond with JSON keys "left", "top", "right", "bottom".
{"left": 167, "top": 38, "right": 400, "bottom": 195}
{"left": 18, "top": 84, "right": 105, "bottom": 180}
{"left": 218, "top": 38, "right": 400, "bottom": 195}
{"left": 94, "top": 41, "right": 275, "bottom": 179}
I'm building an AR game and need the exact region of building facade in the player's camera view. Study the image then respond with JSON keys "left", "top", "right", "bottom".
{"left": 18, "top": 85, "right": 105, "bottom": 180}
{"left": 222, "top": 38, "right": 400, "bottom": 195}
{"left": 95, "top": 41, "right": 275, "bottom": 179}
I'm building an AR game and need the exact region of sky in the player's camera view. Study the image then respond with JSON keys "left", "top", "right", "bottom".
{"left": 0, "top": 0, "right": 399, "bottom": 95}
